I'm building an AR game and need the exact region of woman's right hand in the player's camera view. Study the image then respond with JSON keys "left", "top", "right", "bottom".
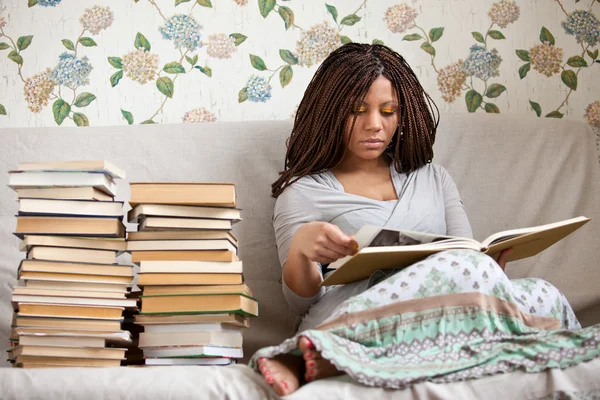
{"left": 290, "top": 221, "right": 358, "bottom": 264}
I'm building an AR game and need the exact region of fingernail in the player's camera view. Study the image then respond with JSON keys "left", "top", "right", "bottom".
{"left": 353, "top": 244, "right": 358, "bottom": 250}
{"left": 307, "top": 360, "right": 315, "bottom": 367}
{"left": 305, "top": 338, "right": 313, "bottom": 349}
{"left": 305, "top": 352, "right": 312, "bottom": 359}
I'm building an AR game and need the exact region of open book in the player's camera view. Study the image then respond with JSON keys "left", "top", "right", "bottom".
{"left": 320, "top": 216, "right": 590, "bottom": 286}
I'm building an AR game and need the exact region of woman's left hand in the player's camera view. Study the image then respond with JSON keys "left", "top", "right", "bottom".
{"left": 495, "top": 248, "right": 513, "bottom": 272}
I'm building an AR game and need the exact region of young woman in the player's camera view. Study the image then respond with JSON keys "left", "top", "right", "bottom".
{"left": 250, "top": 43, "right": 593, "bottom": 396}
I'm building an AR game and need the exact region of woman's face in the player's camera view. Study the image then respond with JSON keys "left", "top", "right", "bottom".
{"left": 343, "top": 76, "right": 399, "bottom": 163}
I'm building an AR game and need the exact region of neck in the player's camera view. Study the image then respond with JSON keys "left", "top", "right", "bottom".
{"left": 334, "top": 154, "right": 391, "bottom": 174}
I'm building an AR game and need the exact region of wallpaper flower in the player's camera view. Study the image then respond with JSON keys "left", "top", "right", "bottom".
{"left": 0, "top": 0, "right": 598, "bottom": 137}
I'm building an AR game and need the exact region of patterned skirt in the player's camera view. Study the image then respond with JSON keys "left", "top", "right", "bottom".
{"left": 250, "top": 250, "right": 600, "bottom": 388}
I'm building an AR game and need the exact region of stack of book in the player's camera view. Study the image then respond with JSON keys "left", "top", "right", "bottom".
{"left": 127, "top": 182, "right": 258, "bottom": 366}
{"left": 6, "top": 160, "right": 136, "bottom": 368}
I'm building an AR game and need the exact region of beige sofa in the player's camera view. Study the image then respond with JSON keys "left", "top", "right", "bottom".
{"left": 0, "top": 114, "right": 599, "bottom": 399}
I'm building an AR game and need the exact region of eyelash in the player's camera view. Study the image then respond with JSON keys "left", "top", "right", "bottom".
{"left": 352, "top": 108, "right": 397, "bottom": 116}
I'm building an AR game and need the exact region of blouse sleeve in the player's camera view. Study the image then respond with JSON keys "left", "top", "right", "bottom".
{"left": 439, "top": 166, "right": 473, "bottom": 239}
{"left": 273, "top": 183, "right": 327, "bottom": 314}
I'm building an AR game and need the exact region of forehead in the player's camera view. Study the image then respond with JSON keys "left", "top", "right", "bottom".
{"left": 361, "top": 76, "right": 397, "bottom": 103}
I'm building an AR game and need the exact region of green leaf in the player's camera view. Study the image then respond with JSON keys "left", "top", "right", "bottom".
{"left": 0, "top": 104, "right": 6, "bottom": 115}
{"left": 279, "top": 49, "right": 298, "bottom": 65}
{"left": 518, "top": 63, "right": 531, "bottom": 79}
{"left": 485, "top": 83, "right": 506, "bottom": 98}
{"left": 561, "top": 70, "right": 577, "bottom": 90}
{"left": 545, "top": 111, "right": 564, "bottom": 118}
{"left": 529, "top": 100, "right": 542, "bottom": 117}
{"left": 185, "top": 54, "right": 198, "bottom": 66}
{"left": 258, "top": 0, "right": 276, "bottom": 18}
{"left": 163, "top": 61, "right": 186, "bottom": 74}
{"left": 472, "top": 32, "right": 485, "bottom": 43}
{"left": 17, "top": 36, "right": 33, "bottom": 51}
{"left": 62, "top": 39, "right": 75, "bottom": 51}
{"left": 326, "top": 4, "right": 338, "bottom": 22}
{"left": 540, "top": 27, "right": 555, "bottom": 46}
{"left": 372, "top": 39, "right": 384, "bottom": 45}
{"left": 340, "top": 36, "right": 352, "bottom": 44}
{"left": 465, "top": 89, "right": 483, "bottom": 113}
{"left": 0, "top": 42, "right": 10, "bottom": 51}
{"left": 74, "top": 92, "right": 96, "bottom": 107}
{"left": 73, "top": 112, "right": 89, "bottom": 127}
{"left": 591, "top": 49, "right": 599, "bottom": 60}
{"left": 515, "top": 49, "right": 530, "bottom": 62}
{"left": 135, "top": 32, "right": 151, "bottom": 52}
{"left": 52, "top": 99, "right": 70, "bottom": 126}
{"left": 156, "top": 76, "right": 175, "bottom": 98}
{"left": 121, "top": 109, "right": 134, "bottom": 125}
{"left": 403, "top": 33, "right": 423, "bottom": 41}
{"left": 194, "top": 65, "right": 212, "bottom": 77}
{"left": 229, "top": 33, "right": 247, "bottom": 46}
{"left": 196, "top": 0, "right": 212, "bottom": 7}
{"left": 141, "top": 120, "right": 156, "bottom": 124}
{"left": 175, "top": 0, "right": 191, "bottom": 5}
{"left": 340, "top": 14, "right": 361, "bottom": 26}
{"left": 110, "top": 70, "right": 123, "bottom": 87}
{"left": 278, "top": 6, "right": 294, "bottom": 30}
{"left": 28, "top": 0, "right": 38, "bottom": 6}
{"left": 78, "top": 37, "right": 97, "bottom": 47}
{"left": 567, "top": 56, "right": 588, "bottom": 68}
{"left": 238, "top": 87, "right": 248, "bottom": 103}
{"left": 484, "top": 103, "right": 500, "bottom": 113}
{"left": 429, "top": 28, "right": 444, "bottom": 42}
{"left": 280, "top": 65, "right": 293, "bottom": 88}
{"left": 249, "top": 54, "right": 267, "bottom": 71}
{"left": 420, "top": 42, "right": 436, "bottom": 56}
{"left": 108, "top": 56, "right": 123, "bottom": 69}
{"left": 7, "top": 50, "right": 23, "bottom": 65}
{"left": 488, "top": 30, "right": 505, "bottom": 40}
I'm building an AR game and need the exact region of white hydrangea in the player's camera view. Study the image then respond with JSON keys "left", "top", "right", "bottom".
{"left": 295, "top": 22, "right": 340, "bottom": 67}
{"left": 79, "top": 6, "right": 114, "bottom": 35}
{"left": 585, "top": 101, "right": 600, "bottom": 128}
{"left": 0, "top": 16, "right": 6, "bottom": 29}
{"left": 183, "top": 107, "right": 217, "bottom": 123}
{"left": 122, "top": 48, "right": 160, "bottom": 85}
{"left": 384, "top": 4, "right": 418, "bottom": 34}
{"left": 488, "top": 0, "right": 520, "bottom": 29}
{"left": 529, "top": 42, "right": 563, "bottom": 77}
{"left": 206, "top": 33, "right": 237, "bottom": 59}
{"left": 23, "top": 68, "right": 56, "bottom": 113}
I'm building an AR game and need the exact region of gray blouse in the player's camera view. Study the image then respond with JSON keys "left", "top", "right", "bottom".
{"left": 273, "top": 162, "right": 473, "bottom": 329}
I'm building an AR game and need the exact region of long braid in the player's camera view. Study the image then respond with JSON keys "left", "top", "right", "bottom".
{"left": 272, "top": 43, "right": 439, "bottom": 198}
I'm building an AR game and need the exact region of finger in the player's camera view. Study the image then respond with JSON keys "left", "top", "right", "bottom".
{"left": 320, "top": 239, "right": 356, "bottom": 256}
{"left": 324, "top": 224, "right": 354, "bottom": 247}
{"left": 316, "top": 247, "right": 347, "bottom": 261}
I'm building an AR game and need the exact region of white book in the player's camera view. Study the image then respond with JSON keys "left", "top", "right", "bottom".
{"left": 139, "top": 260, "right": 243, "bottom": 274}
{"left": 142, "top": 345, "right": 243, "bottom": 358}
{"left": 18, "top": 335, "right": 106, "bottom": 348}
{"left": 8, "top": 172, "right": 117, "bottom": 197}
{"left": 143, "top": 323, "right": 243, "bottom": 334}
{"left": 127, "top": 239, "right": 237, "bottom": 253}
{"left": 138, "top": 331, "right": 242, "bottom": 348}
{"left": 128, "top": 204, "right": 241, "bottom": 223}
{"left": 145, "top": 357, "right": 234, "bottom": 366}
{"left": 15, "top": 160, "right": 126, "bottom": 179}
{"left": 138, "top": 217, "right": 232, "bottom": 231}
{"left": 19, "top": 198, "right": 123, "bottom": 218}
{"left": 27, "top": 246, "right": 117, "bottom": 265}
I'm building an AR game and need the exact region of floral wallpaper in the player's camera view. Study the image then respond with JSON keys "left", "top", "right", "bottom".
{"left": 0, "top": 0, "right": 599, "bottom": 139}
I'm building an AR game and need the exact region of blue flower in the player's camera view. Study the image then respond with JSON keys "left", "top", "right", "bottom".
{"left": 561, "top": 10, "right": 600, "bottom": 46}
{"left": 246, "top": 75, "right": 272, "bottom": 103}
{"left": 38, "top": 0, "right": 62, "bottom": 6}
{"left": 159, "top": 14, "right": 202, "bottom": 51}
{"left": 49, "top": 52, "right": 93, "bottom": 88}
{"left": 461, "top": 45, "right": 502, "bottom": 81}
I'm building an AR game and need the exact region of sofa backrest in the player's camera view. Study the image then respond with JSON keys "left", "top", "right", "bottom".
{"left": 0, "top": 114, "right": 599, "bottom": 366}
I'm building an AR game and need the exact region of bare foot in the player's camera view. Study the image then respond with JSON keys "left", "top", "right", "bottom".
{"left": 257, "top": 354, "right": 304, "bottom": 396}
{"left": 298, "top": 336, "right": 343, "bottom": 382}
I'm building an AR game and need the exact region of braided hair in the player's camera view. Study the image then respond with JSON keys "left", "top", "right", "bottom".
{"left": 271, "top": 43, "right": 439, "bottom": 198}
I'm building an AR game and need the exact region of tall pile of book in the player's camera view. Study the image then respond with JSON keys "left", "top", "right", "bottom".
{"left": 6, "top": 160, "right": 136, "bottom": 368}
{"left": 127, "top": 182, "right": 258, "bottom": 366}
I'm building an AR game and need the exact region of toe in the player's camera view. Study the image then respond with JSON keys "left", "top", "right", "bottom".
{"left": 298, "top": 336, "right": 313, "bottom": 353}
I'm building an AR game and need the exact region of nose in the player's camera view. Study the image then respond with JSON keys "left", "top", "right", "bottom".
{"left": 365, "top": 110, "right": 383, "bottom": 131}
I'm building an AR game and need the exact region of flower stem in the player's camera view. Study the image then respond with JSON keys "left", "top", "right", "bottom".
{"left": 74, "top": 29, "right": 85, "bottom": 57}
{"left": 415, "top": 25, "right": 439, "bottom": 74}
{"left": 550, "top": 44, "right": 591, "bottom": 114}
{"left": 554, "top": 0, "right": 569, "bottom": 16}
{"left": 267, "top": 65, "right": 284, "bottom": 83}
{"left": 483, "top": 22, "right": 494, "bottom": 50}
{"left": 1, "top": 28, "right": 26, "bottom": 82}
{"left": 338, "top": 0, "right": 368, "bottom": 32}
{"left": 146, "top": 49, "right": 190, "bottom": 122}
{"left": 148, "top": 0, "right": 167, "bottom": 20}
